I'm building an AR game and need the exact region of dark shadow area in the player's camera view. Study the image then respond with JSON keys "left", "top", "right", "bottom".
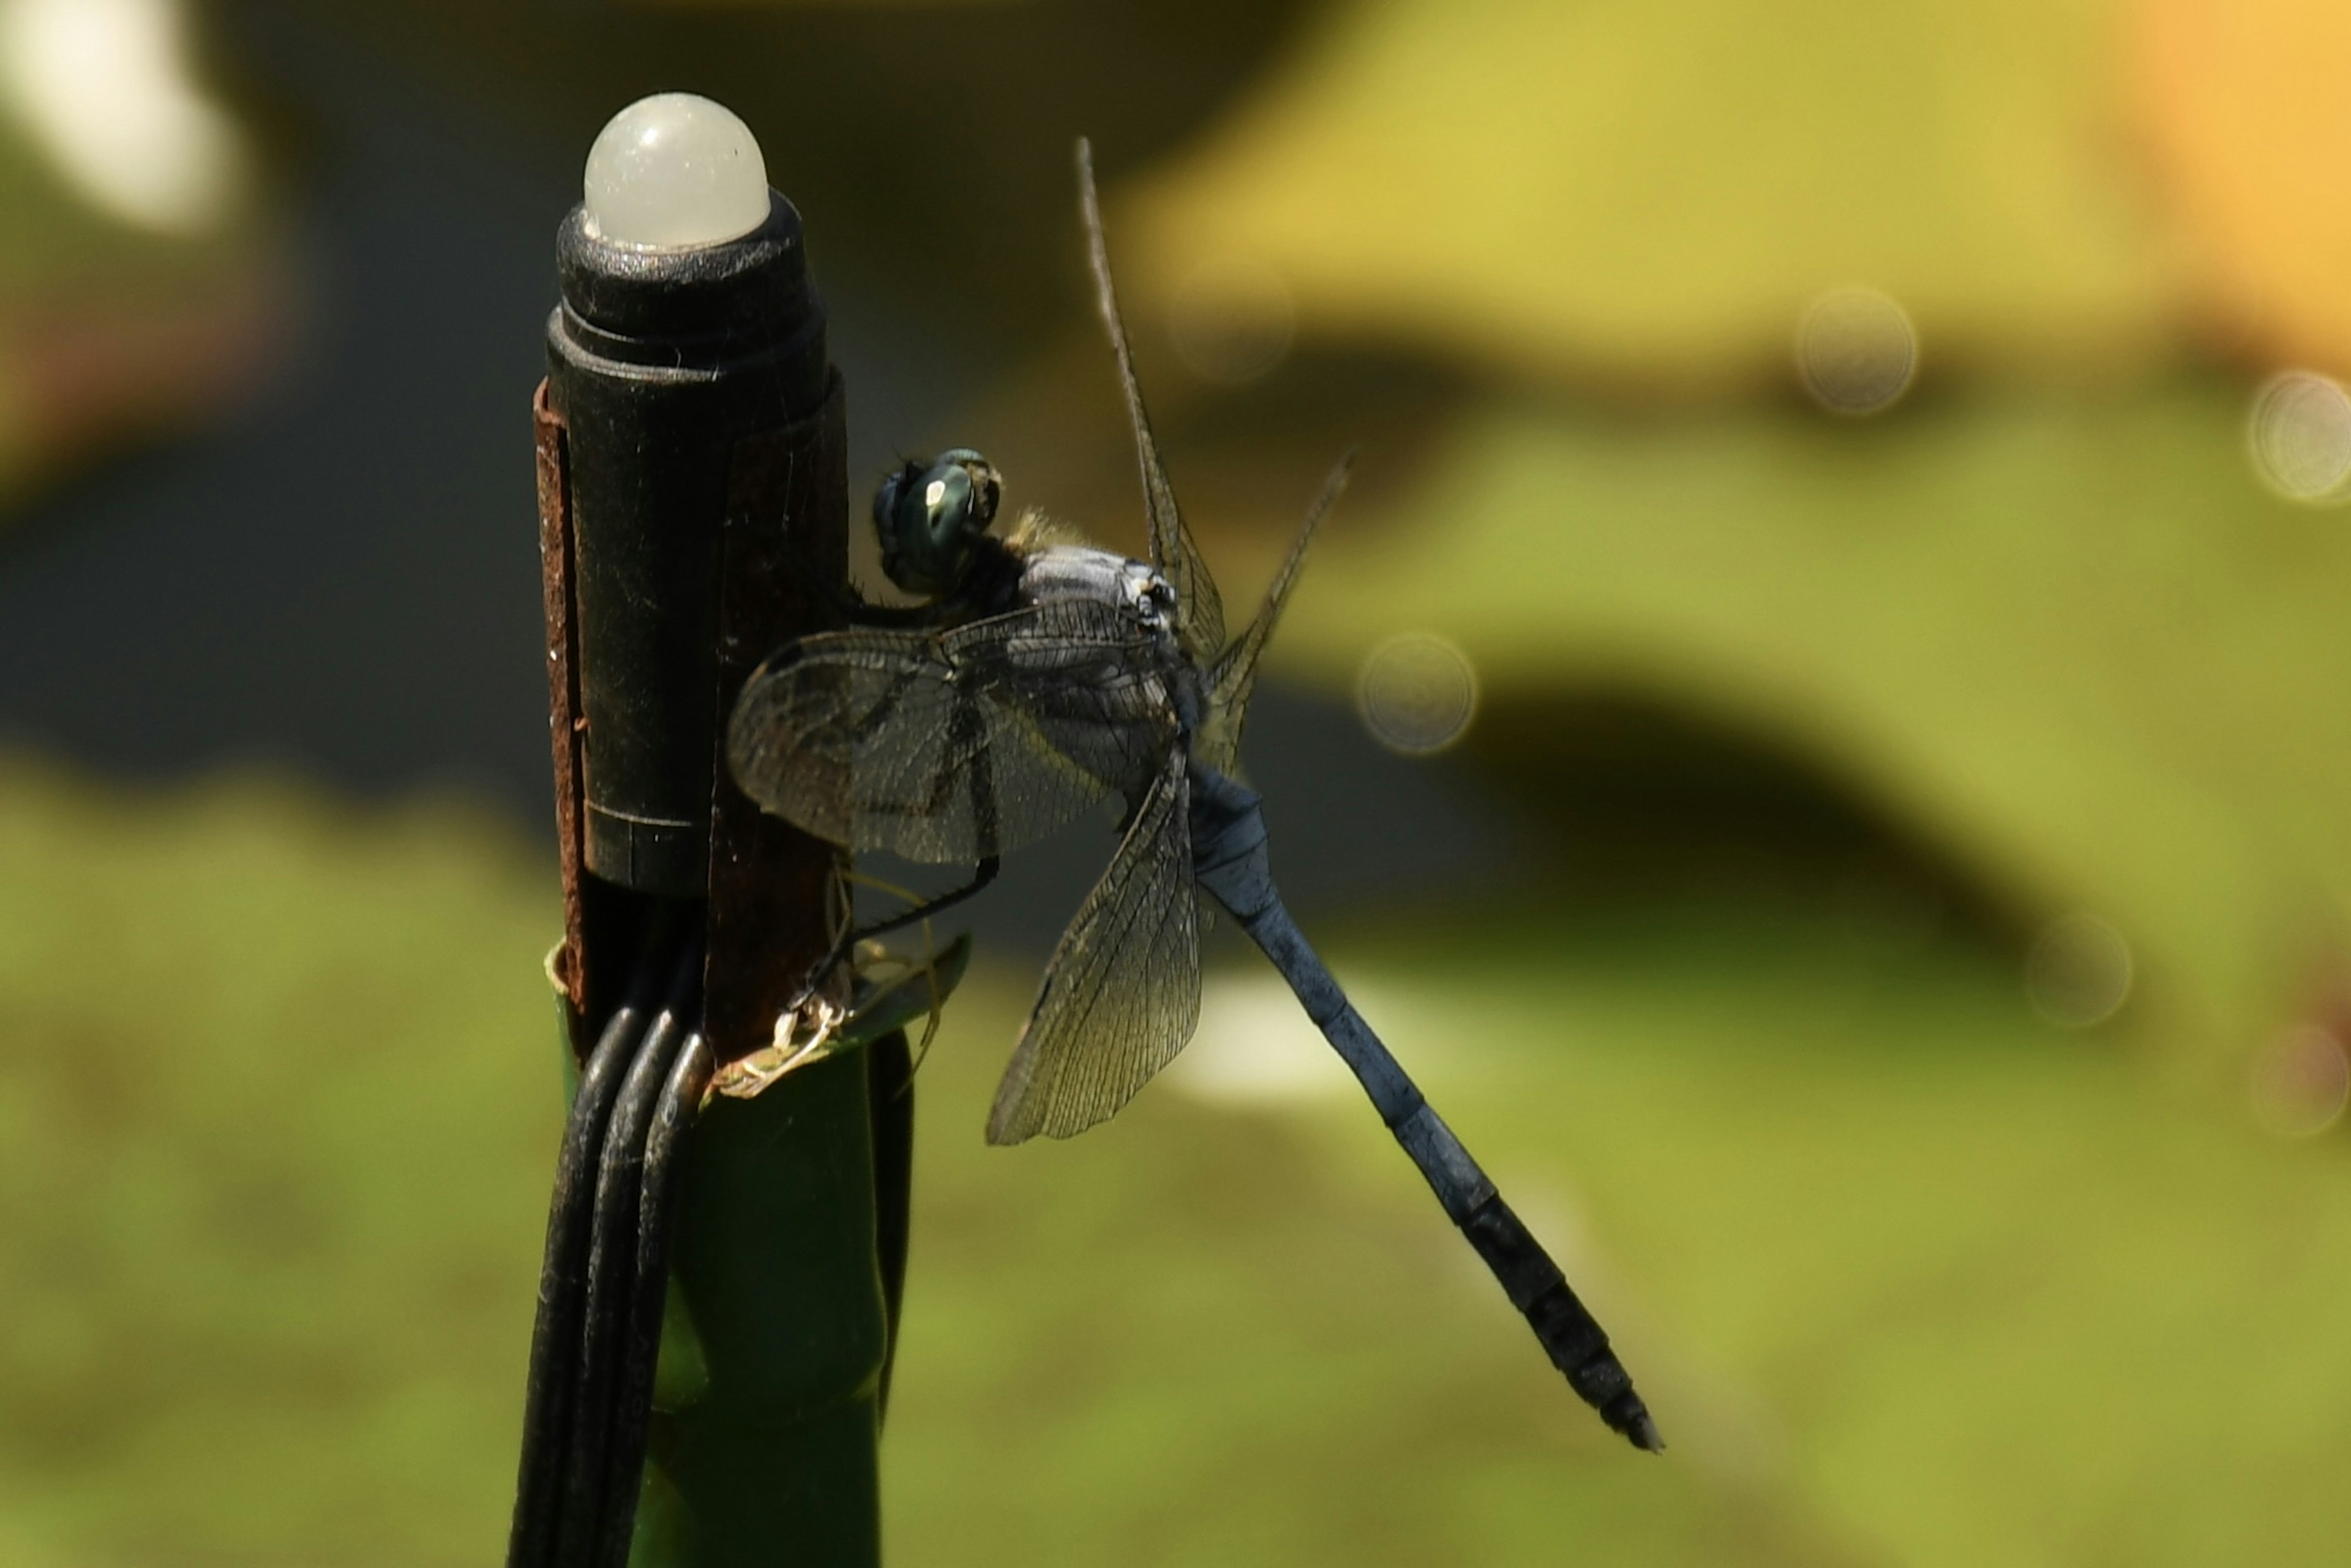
{"left": 0, "top": 15, "right": 566, "bottom": 817}
{"left": 1463, "top": 686, "right": 2034, "bottom": 955}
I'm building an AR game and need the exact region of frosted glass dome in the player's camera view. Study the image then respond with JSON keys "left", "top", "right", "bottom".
{"left": 582, "top": 93, "right": 768, "bottom": 250}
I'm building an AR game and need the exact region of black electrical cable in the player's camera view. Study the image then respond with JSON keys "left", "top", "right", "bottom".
{"left": 553, "top": 936, "right": 705, "bottom": 1565}
{"left": 591, "top": 1026, "right": 716, "bottom": 1568}
{"left": 506, "top": 922, "right": 680, "bottom": 1568}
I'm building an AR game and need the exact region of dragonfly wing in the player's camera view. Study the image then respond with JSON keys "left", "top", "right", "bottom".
{"left": 1198, "top": 451, "right": 1353, "bottom": 776}
{"left": 1076, "top": 138, "right": 1225, "bottom": 663}
{"left": 986, "top": 747, "right": 1201, "bottom": 1144}
{"left": 727, "top": 604, "right": 1161, "bottom": 864}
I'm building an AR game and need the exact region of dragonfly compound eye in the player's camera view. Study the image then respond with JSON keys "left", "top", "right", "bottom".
{"left": 876, "top": 449, "right": 1002, "bottom": 598}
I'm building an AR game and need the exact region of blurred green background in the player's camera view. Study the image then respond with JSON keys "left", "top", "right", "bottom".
{"left": 3, "top": 0, "right": 2351, "bottom": 1562}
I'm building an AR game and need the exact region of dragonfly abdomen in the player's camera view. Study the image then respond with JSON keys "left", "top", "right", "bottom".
{"left": 1460, "top": 1192, "right": 1657, "bottom": 1441}
{"left": 1188, "top": 767, "right": 1664, "bottom": 1453}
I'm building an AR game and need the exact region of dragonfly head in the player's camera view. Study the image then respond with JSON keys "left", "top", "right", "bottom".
{"left": 875, "top": 449, "right": 1002, "bottom": 599}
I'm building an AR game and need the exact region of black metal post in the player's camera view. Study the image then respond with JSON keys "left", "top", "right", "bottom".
{"left": 511, "top": 133, "right": 890, "bottom": 1568}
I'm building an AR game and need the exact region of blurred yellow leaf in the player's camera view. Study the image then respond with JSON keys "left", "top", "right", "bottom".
{"left": 1269, "top": 384, "right": 2351, "bottom": 1056}
{"left": 1128, "top": 0, "right": 2188, "bottom": 393}
{"left": 2132, "top": 0, "right": 2351, "bottom": 375}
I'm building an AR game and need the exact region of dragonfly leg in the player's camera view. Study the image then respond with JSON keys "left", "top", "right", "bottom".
{"left": 795, "top": 855, "right": 1003, "bottom": 1005}
{"left": 849, "top": 693, "right": 1000, "bottom": 970}
{"left": 853, "top": 854, "right": 1001, "bottom": 943}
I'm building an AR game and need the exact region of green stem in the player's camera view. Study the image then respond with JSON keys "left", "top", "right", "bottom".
{"left": 640, "top": 1051, "right": 887, "bottom": 1566}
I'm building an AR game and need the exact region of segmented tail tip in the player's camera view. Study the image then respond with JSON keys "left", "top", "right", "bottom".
{"left": 1610, "top": 1395, "right": 1665, "bottom": 1454}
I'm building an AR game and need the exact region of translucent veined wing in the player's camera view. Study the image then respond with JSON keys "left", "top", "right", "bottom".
{"left": 727, "top": 599, "right": 1174, "bottom": 865}
{"left": 986, "top": 747, "right": 1201, "bottom": 1143}
{"left": 1076, "top": 138, "right": 1225, "bottom": 665}
{"left": 1194, "top": 452, "right": 1354, "bottom": 777}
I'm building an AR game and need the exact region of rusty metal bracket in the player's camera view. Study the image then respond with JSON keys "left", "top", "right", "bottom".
{"left": 534, "top": 381, "right": 591, "bottom": 1035}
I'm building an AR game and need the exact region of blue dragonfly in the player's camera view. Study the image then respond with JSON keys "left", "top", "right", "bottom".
{"left": 727, "top": 141, "right": 1660, "bottom": 1451}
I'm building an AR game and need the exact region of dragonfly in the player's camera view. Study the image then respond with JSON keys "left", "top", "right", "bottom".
{"left": 727, "top": 140, "right": 1661, "bottom": 1452}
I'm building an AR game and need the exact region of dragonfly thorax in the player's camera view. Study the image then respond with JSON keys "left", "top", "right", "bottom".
{"left": 1011, "top": 542, "right": 1200, "bottom": 750}
{"left": 1014, "top": 546, "right": 1181, "bottom": 651}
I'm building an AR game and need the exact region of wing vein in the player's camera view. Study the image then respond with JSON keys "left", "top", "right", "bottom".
{"left": 988, "top": 749, "right": 1200, "bottom": 1143}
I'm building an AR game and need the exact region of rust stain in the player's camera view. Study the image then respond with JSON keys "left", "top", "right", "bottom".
{"left": 534, "top": 380, "right": 591, "bottom": 1042}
